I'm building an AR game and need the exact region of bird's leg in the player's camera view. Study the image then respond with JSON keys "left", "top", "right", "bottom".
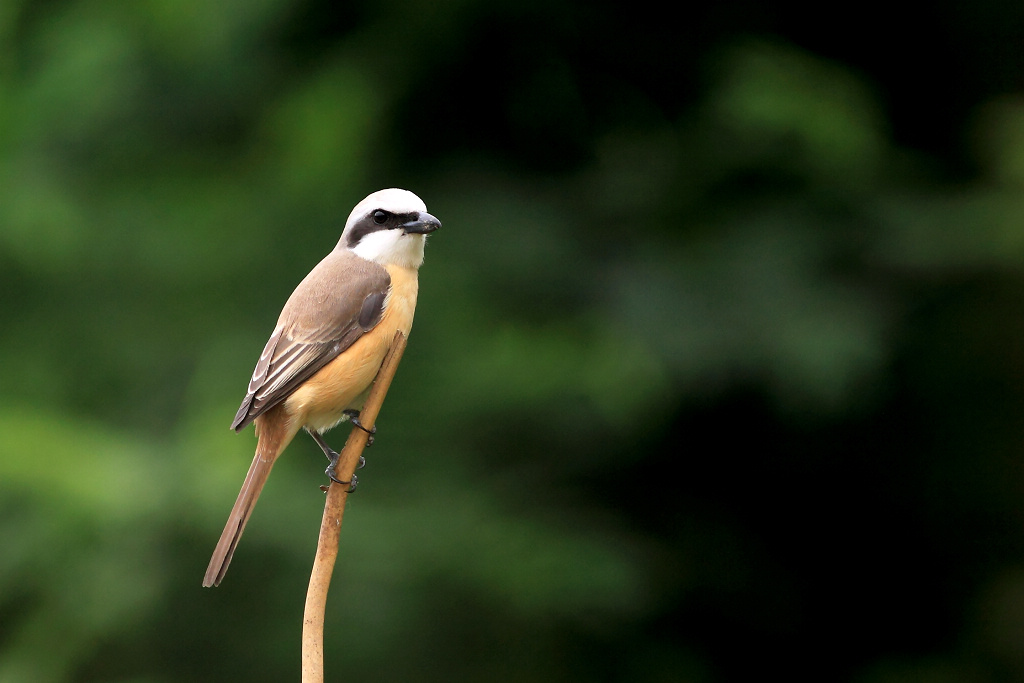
{"left": 308, "top": 429, "right": 365, "bottom": 470}
{"left": 307, "top": 430, "right": 360, "bottom": 491}
{"left": 343, "top": 409, "right": 376, "bottom": 447}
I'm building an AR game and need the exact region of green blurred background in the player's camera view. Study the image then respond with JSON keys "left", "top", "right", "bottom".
{"left": 3, "top": 0, "right": 1024, "bottom": 681}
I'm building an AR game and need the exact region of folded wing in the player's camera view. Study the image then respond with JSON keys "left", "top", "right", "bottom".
{"left": 231, "top": 250, "right": 390, "bottom": 431}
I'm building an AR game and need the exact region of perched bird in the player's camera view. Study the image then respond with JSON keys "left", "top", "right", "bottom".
{"left": 203, "top": 188, "right": 440, "bottom": 587}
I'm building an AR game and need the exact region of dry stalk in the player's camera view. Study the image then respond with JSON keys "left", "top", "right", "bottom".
{"left": 301, "top": 330, "right": 408, "bottom": 682}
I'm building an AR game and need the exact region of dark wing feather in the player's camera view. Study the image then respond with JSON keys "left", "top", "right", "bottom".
{"left": 230, "top": 250, "right": 390, "bottom": 431}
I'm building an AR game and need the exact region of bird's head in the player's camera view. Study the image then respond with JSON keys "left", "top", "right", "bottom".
{"left": 340, "top": 188, "right": 441, "bottom": 268}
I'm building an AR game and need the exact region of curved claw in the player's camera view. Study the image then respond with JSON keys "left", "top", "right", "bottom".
{"left": 325, "top": 465, "right": 358, "bottom": 493}
{"left": 351, "top": 416, "right": 376, "bottom": 435}
{"left": 343, "top": 409, "right": 377, "bottom": 445}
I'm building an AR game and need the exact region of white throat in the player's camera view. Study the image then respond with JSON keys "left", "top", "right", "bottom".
{"left": 350, "top": 230, "right": 427, "bottom": 269}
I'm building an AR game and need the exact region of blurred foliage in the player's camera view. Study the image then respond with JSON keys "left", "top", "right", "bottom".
{"left": 3, "top": 0, "right": 1024, "bottom": 681}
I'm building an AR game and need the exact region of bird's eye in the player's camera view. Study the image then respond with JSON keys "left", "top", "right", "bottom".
{"left": 372, "top": 210, "right": 389, "bottom": 224}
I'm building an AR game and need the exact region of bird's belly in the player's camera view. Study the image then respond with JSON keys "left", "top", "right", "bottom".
{"left": 285, "top": 264, "right": 418, "bottom": 433}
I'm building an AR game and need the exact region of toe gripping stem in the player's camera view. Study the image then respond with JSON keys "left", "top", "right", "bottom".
{"left": 309, "top": 429, "right": 362, "bottom": 492}
{"left": 344, "top": 409, "right": 376, "bottom": 446}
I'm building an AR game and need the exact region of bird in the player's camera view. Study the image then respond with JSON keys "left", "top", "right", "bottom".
{"left": 203, "top": 188, "right": 440, "bottom": 588}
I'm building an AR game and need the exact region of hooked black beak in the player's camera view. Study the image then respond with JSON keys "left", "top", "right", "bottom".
{"left": 401, "top": 211, "right": 441, "bottom": 235}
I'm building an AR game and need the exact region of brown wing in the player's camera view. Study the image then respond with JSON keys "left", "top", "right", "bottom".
{"left": 230, "top": 250, "right": 390, "bottom": 431}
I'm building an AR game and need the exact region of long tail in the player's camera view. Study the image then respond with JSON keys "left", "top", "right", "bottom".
{"left": 203, "top": 409, "right": 291, "bottom": 587}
